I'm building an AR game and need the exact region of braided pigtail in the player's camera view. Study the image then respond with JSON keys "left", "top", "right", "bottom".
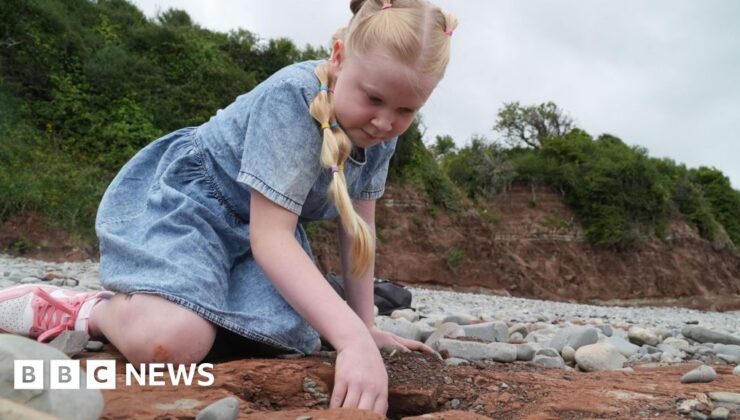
{"left": 309, "top": 61, "right": 374, "bottom": 277}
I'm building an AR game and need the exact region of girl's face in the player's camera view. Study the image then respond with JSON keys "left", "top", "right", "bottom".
{"left": 329, "top": 44, "right": 438, "bottom": 149}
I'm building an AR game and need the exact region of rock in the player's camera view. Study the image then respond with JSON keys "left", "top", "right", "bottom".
{"left": 561, "top": 345, "right": 576, "bottom": 363}
{"left": 460, "top": 321, "right": 508, "bottom": 343}
{"left": 548, "top": 326, "right": 598, "bottom": 352}
{"left": 532, "top": 353, "right": 565, "bottom": 369}
{"left": 734, "top": 365, "right": 740, "bottom": 376}
{"left": 682, "top": 326, "right": 740, "bottom": 345}
{"left": 515, "top": 344, "right": 535, "bottom": 361}
{"left": 663, "top": 337, "right": 692, "bottom": 352}
{"left": 375, "top": 317, "right": 423, "bottom": 341}
{"left": 510, "top": 332, "right": 524, "bottom": 341}
{"left": 709, "top": 407, "right": 730, "bottom": 420}
{"left": 85, "top": 341, "right": 105, "bottom": 352}
{"left": 677, "top": 399, "right": 701, "bottom": 414}
{"left": 606, "top": 336, "right": 640, "bottom": 358}
{"left": 707, "top": 392, "right": 740, "bottom": 405}
{"left": 628, "top": 326, "right": 659, "bottom": 346}
{"left": 535, "top": 348, "right": 560, "bottom": 358}
{"left": 680, "top": 365, "right": 716, "bottom": 383}
{"left": 435, "top": 339, "right": 516, "bottom": 362}
{"left": 48, "top": 330, "right": 90, "bottom": 357}
{"left": 440, "top": 312, "right": 476, "bottom": 326}
{"left": 0, "top": 335, "right": 104, "bottom": 420}
{"left": 716, "top": 353, "right": 740, "bottom": 364}
{"left": 195, "top": 396, "right": 240, "bottom": 420}
{"left": 575, "top": 342, "right": 626, "bottom": 372}
{"left": 0, "top": 398, "right": 58, "bottom": 420}
{"left": 391, "top": 308, "right": 419, "bottom": 322}
{"left": 596, "top": 324, "right": 613, "bottom": 337}
{"left": 444, "top": 357, "right": 470, "bottom": 366}
{"left": 713, "top": 343, "right": 740, "bottom": 359}
{"left": 525, "top": 330, "right": 555, "bottom": 344}
{"left": 508, "top": 323, "right": 529, "bottom": 337}
{"left": 424, "top": 322, "right": 464, "bottom": 348}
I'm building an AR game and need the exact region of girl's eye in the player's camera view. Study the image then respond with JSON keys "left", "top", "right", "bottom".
{"left": 366, "top": 94, "right": 383, "bottom": 105}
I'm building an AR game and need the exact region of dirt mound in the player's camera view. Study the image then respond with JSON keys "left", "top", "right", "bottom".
{"left": 81, "top": 345, "right": 739, "bottom": 419}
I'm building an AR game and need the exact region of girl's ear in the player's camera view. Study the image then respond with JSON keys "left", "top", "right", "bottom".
{"left": 331, "top": 39, "right": 345, "bottom": 66}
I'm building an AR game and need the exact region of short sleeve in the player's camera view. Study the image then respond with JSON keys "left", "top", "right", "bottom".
{"left": 237, "top": 79, "right": 323, "bottom": 215}
{"left": 356, "top": 137, "right": 397, "bottom": 201}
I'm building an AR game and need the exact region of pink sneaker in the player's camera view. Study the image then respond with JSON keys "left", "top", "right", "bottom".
{"left": 0, "top": 284, "right": 113, "bottom": 342}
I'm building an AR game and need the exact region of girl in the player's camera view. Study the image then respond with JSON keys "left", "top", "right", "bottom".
{"left": 0, "top": 0, "right": 456, "bottom": 414}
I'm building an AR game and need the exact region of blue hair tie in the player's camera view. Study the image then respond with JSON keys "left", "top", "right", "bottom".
{"left": 319, "top": 85, "right": 329, "bottom": 92}
{"left": 330, "top": 122, "right": 340, "bottom": 130}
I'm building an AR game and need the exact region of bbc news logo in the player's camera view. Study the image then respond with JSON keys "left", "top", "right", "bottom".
{"left": 14, "top": 360, "right": 215, "bottom": 389}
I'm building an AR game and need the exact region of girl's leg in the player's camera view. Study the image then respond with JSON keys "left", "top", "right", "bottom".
{"left": 89, "top": 293, "right": 217, "bottom": 365}
{"left": 0, "top": 284, "right": 216, "bottom": 365}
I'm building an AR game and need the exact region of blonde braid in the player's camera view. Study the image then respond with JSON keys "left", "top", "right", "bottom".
{"left": 309, "top": 61, "right": 374, "bottom": 278}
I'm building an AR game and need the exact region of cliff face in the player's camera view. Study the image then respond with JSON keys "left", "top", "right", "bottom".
{"left": 313, "top": 183, "right": 740, "bottom": 311}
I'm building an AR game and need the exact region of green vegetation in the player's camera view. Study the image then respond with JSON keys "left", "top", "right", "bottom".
{"left": 0, "top": 0, "right": 325, "bottom": 236}
{"left": 1, "top": 1, "right": 737, "bottom": 253}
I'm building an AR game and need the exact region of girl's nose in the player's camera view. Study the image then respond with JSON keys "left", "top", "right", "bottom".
{"left": 371, "top": 111, "right": 393, "bottom": 133}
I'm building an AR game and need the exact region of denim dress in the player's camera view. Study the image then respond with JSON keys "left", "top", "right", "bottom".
{"left": 95, "top": 60, "right": 397, "bottom": 354}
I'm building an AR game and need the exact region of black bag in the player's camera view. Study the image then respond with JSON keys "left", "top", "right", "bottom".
{"left": 326, "top": 273, "right": 413, "bottom": 316}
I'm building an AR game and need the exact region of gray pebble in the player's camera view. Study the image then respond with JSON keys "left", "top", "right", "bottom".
{"left": 450, "top": 399, "right": 461, "bottom": 409}
{"left": 85, "top": 341, "right": 105, "bottom": 352}
{"left": 532, "top": 354, "right": 565, "bottom": 369}
{"left": 48, "top": 330, "right": 90, "bottom": 357}
{"left": 707, "top": 391, "right": 740, "bottom": 405}
{"left": 574, "top": 342, "right": 626, "bottom": 371}
{"left": 709, "top": 407, "right": 730, "bottom": 420}
{"left": 195, "top": 396, "right": 240, "bottom": 420}
{"left": 596, "top": 324, "right": 613, "bottom": 337}
{"left": 680, "top": 365, "right": 717, "bottom": 384}
{"left": 682, "top": 326, "right": 740, "bottom": 346}
{"left": 515, "top": 343, "right": 535, "bottom": 361}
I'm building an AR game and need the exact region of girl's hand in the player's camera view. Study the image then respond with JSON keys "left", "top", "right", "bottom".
{"left": 369, "top": 325, "right": 435, "bottom": 354}
{"left": 330, "top": 338, "right": 388, "bottom": 415}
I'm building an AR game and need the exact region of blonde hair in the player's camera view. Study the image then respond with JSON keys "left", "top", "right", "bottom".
{"left": 309, "top": 0, "right": 457, "bottom": 277}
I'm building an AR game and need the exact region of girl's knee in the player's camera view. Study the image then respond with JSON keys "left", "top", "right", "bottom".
{"left": 115, "top": 294, "right": 216, "bottom": 364}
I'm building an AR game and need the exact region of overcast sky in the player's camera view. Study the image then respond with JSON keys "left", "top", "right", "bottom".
{"left": 132, "top": 0, "right": 740, "bottom": 188}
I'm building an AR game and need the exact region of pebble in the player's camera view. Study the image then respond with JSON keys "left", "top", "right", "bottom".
{"left": 195, "top": 396, "right": 240, "bottom": 420}
{"left": 48, "top": 330, "right": 90, "bottom": 357}
{"left": 375, "top": 317, "right": 422, "bottom": 341}
{"left": 532, "top": 353, "right": 565, "bottom": 369}
{"left": 460, "top": 321, "right": 508, "bottom": 342}
{"left": 682, "top": 326, "right": 740, "bottom": 346}
{"left": 0, "top": 335, "right": 104, "bottom": 420}
{"left": 515, "top": 344, "right": 535, "bottom": 361}
{"left": 549, "top": 326, "right": 599, "bottom": 352}
{"left": 424, "top": 322, "right": 464, "bottom": 349}
{"left": 575, "top": 343, "right": 626, "bottom": 372}
{"left": 628, "top": 326, "right": 660, "bottom": 346}
{"left": 734, "top": 365, "right": 740, "bottom": 376}
{"left": 709, "top": 407, "right": 730, "bottom": 420}
{"left": 707, "top": 392, "right": 740, "bottom": 405}
{"left": 680, "top": 365, "right": 717, "bottom": 383}
{"left": 85, "top": 341, "right": 105, "bottom": 352}
{"left": 390, "top": 308, "right": 419, "bottom": 322}
{"left": 561, "top": 345, "right": 576, "bottom": 363}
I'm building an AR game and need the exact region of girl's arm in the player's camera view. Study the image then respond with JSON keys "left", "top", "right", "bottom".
{"left": 250, "top": 190, "right": 388, "bottom": 413}
{"left": 250, "top": 190, "right": 372, "bottom": 351}
{"left": 338, "top": 199, "right": 376, "bottom": 327}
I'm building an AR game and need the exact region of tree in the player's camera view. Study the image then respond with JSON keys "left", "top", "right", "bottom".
{"left": 431, "top": 134, "right": 456, "bottom": 159}
{"left": 493, "top": 101, "right": 574, "bottom": 149}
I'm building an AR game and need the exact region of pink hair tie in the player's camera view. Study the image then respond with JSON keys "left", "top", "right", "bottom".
{"left": 382, "top": 3, "right": 393, "bottom": 9}
{"left": 331, "top": 165, "right": 339, "bottom": 173}
{"left": 444, "top": 28, "right": 453, "bottom": 36}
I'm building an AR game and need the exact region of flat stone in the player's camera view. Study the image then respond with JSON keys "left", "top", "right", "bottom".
{"left": 515, "top": 344, "right": 535, "bottom": 361}
{"left": 709, "top": 407, "right": 730, "bottom": 420}
{"left": 535, "top": 347, "right": 560, "bottom": 358}
{"left": 508, "top": 323, "right": 529, "bottom": 337}
{"left": 460, "top": 321, "right": 508, "bottom": 342}
{"left": 628, "top": 326, "right": 659, "bottom": 346}
{"left": 713, "top": 343, "right": 740, "bottom": 359}
{"left": 682, "top": 326, "right": 740, "bottom": 345}
{"left": 532, "top": 354, "right": 565, "bottom": 369}
{"left": 606, "top": 336, "right": 640, "bottom": 358}
{"left": 575, "top": 342, "right": 626, "bottom": 372}
{"left": 444, "top": 357, "right": 470, "bottom": 366}
{"left": 0, "top": 335, "right": 104, "bottom": 420}
{"left": 663, "top": 337, "right": 692, "bottom": 352}
{"left": 375, "top": 317, "right": 423, "bottom": 341}
{"left": 707, "top": 392, "right": 740, "bottom": 405}
{"left": 548, "top": 326, "right": 598, "bottom": 352}
{"left": 425, "top": 322, "right": 464, "bottom": 348}
{"left": 680, "top": 365, "right": 717, "bottom": 384}
{"left": 435, "top": 339, "right": 516, "bottom": 362}
{"left": 48, "top": 330, "right": 90, "bottom": 357}
{"left": 196, "top": 396, "right": 240, "bottom": 420}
